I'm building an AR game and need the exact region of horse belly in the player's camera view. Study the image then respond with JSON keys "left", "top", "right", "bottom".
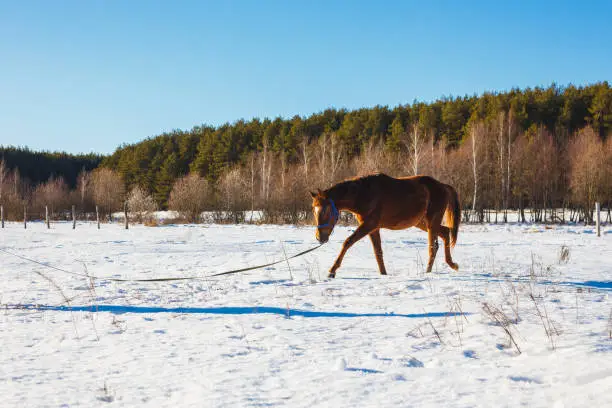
{"left": 382, "top": 215, "right": 423, "bottom": 230}
{"left": 379, "top": 188, "right": 428, "bottom": 230}
{"left": 380, "top": 207, "right": 426, "bottom": 230}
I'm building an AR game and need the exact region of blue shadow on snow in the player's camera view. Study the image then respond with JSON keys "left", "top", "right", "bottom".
{"left": 540, "top": 280, "right": 612, "bottom": 291}
{"left": 11, "top": 304, "right": 468, "bottom": 319}
{"left": 448, "top": 274, "right": 612, "bottom": 292}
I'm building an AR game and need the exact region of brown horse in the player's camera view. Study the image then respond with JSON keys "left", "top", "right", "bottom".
{"left": 311, "top": 173, "right": 460, "bottom": 278}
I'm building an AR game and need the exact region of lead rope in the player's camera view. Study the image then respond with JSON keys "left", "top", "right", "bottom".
{"left": 0, "top": 243, "right": 324, "bottom": 283}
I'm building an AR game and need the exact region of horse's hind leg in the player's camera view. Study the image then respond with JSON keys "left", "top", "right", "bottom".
{"left": 426, "top": 226, "right": 440, "bottom": 273}
{"left": 369, "top": 229, "right": 387, "bottom": 275}
{"left": 416, "top": 220, "right": 458, "bottom": 272}
{"left": 439, "top": 226, "right": 459, "bottom": 271}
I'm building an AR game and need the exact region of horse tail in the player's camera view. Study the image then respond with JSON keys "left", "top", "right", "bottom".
{"left": 444, "top": 185, "right": 460, "bottom": 247}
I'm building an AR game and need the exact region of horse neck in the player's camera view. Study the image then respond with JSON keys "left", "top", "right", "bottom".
{"left": 326, "top": 182, "right": 358, "bottom": 212}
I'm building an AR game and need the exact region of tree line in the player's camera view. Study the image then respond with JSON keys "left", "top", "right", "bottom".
{"left": 1, "top": 82, "right": 611, "bottom": 224}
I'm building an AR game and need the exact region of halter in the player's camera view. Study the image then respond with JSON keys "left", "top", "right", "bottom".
{"left": 317, "top": 199, "right": 339, "bottom": 229}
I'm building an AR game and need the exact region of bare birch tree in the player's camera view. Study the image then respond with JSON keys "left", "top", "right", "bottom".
{"left": 259, "top": 144, "right": 273, "bottom": 203}
{"left": 0, "top": 159, "right": 6, "bottom": 203}
{"left": 12, "top": 168, "right": 20, "bottom": 197}
{"left": 77, "top": 169, "right": 90, "bottom": 210}
{"left": 496, "top": 111, "right": 506, "bottom": 219}
{"left": 313, "top": 132, "right": 345, "bottom": 187}
{"left": 299, "top": 136, "right": 311, "bottom": 177}
{"left": 325, "top": 133, "right": 345, "bottom": 185}
{"left": 506, "top": 110, "right": 515, "bottom": 220}
{"left": 470, "top": 123, "right": 486, "bottom": 215}
{"left": 405, "top": 123, "right": 427, "bottom": 175}
{"left": 247, "top": 152, "right": 257, "bottom": 213}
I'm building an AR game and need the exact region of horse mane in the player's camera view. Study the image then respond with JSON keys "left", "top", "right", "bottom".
{"left": 325, "top": 173, "right": 389, "bottom": 198}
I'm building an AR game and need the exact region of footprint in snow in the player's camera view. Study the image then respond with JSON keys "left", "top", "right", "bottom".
{"left": 389, "top": 373, "right": 407, "bottom": 381}
{"left": 335, "top": 358, "right": 383, "bottom": 374}
{"left": 222, "top": 351, "right": 249, "bottom": 358}
{"left": 346, "top": 367, "right": 383, "bottom": 374}
{"left": 509, "top": 376, "right": 542, "bottom": 384}
{"left": 402, "top": 357, "right": 424, "bottom": 368}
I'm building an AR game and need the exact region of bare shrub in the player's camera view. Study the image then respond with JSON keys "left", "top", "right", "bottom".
{"left": 275, "top": 162, "right": 310, "bottom": 224}
{"left": 0, "top": 165, "right": 27, "bottom": 220}
{"left": 351, "top": 140, "right": 396, "bottom": 177}
{"left": 568, "top": 127, "right": 607, "bottom": 223}
{"left": 440, "top": 143, "right": 472, "bottom": 221}
{"left": 168, "top": 173, "right": 210, "bottom": 223}
{"left": 33, "top": 176, "right": 69, "bottom": 219}
{"left": 511, "top": 127, "right": 560, "bottom": 223}
{"left": 217, "top": 167, "right": 249, "bottom": 223}
{"left": 91, "top": 168, "right": 125, "bottom": 221}
{"left": 126, "top": 186, "right": 157, "bottom": 223}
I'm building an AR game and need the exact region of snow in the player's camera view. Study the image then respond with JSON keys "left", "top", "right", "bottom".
{"left": 1, "top": 221, "right": 611, "bottom": 407}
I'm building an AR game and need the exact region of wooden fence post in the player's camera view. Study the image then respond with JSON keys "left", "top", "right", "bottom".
{"left": 24, "top": 206, "right": 27, "bottom": 229}
{"left": 596, "top": 202, "right": 601, "bottom": 237}
{"left": 45, "top": 205, "right": 50, "bottom": 229}
{"left": 96, "top": 205, "right": 100, "bottom": 229}
{"left": 72, "top": 205, "right": 76, "bottom": 229}
{"left": 124, "top": 202, "right": 129, "bottom": 230}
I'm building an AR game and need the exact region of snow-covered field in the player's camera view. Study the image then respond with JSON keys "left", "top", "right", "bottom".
{"left": 1, "top": 221, "right": 611, "bottom": 407}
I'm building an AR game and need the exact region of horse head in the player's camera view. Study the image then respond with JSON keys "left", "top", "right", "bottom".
{"left": 310, "top": 189, "right": 338, "bottom": 243}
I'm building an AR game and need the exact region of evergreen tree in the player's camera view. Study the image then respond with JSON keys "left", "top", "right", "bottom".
{"left": 386, "top": 113, "right": 405, "bottom": 152}
{"left": 155, "top": 152, "right": 180, "bottom": 207}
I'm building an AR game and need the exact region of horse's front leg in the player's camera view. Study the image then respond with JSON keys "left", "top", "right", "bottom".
{"left": 369, "top": 229, "right": 387, "bottom": 275}
{"left": 329, "top": 223, "right": 376, "bottom": 278}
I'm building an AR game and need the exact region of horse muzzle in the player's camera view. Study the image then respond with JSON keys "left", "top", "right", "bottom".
{"left": 316, "top": 230, "right": 330, "bottom": 244}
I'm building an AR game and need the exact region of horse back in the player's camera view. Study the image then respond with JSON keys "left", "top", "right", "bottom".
{"left": 359, "top": 174, "right": 428, "bottom": 229}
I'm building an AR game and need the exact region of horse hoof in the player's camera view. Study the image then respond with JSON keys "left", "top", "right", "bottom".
{"left": 328, "top": 273, "right": 336, "bottom": 279}
{"left": 380, "top": 271, "right": 387, "bottom": 276}
{"left": 450, "top": 263, "right": 459, "bottom": 271}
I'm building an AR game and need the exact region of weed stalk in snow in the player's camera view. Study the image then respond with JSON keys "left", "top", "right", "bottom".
{"left": 529, "top": 293, "right": 560, "bottom": 350}
{"left": 608, "top": 308, "right": 612, "bottom": 340}
{"left": 482, "top": 302, "right": 521, "bottom": 354}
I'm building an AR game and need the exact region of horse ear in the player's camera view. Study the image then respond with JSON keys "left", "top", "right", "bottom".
{"left": 310, "top": 191, "right": 317, "bottom": 198}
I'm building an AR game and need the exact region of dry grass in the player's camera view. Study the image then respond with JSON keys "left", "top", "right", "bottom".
{"left": 558, "top": 245, "right": 571, "bottom": 264}
{"left": 482, "top": 302, "right": 522, "bottom": 354}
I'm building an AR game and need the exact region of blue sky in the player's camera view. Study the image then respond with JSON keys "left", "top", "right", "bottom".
{"left": 1, "top": 0, "right": 610, "bottom": 154}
